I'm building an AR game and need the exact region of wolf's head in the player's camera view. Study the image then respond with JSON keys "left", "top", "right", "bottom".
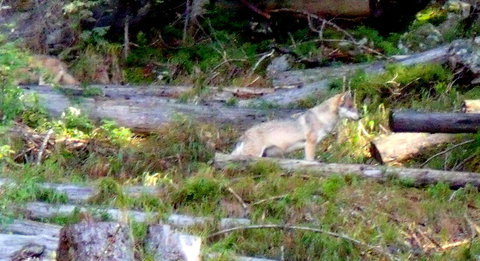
{"left": 337, "top": 92, "right": 360, "bottom": 120}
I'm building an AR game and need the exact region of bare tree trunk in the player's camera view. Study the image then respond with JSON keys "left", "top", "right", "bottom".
{"left": 214, "top": 153, "right": 480, "bottom": 188}
{"left": 370, "top": 133, "right": 458, "bottom": 164}
{"left": 57, "top": 222, "right": 135, "bottom": 261}
{"left": 390, "top": 111, "right": 480, "bottom": 133}
{"left": 124, "top": 15, "right": 130, "bottom": 60}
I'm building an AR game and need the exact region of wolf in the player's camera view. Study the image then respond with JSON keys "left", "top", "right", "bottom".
{"left": 231, "top": 92, "right": 360, "bottom": 161}
{"left": 18, "top": 55, "right": 79, "bottom": 85}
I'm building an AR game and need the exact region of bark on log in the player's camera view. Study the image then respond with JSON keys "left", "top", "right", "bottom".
{"left": 146, "top": 224, "right": 202, "bottom": 261}
{"left": 22, "top": 86, "right": 299, "bottom": 132}
{"left": 390, "top": 111, "right": 480, "bottom": 133}
{"left": 214, "top": 153, "right": 480, "bottom": 188}
{"left": 0, "top": 234, "right": 58, "bottom": 261}
{"left": 462, "top": 100, "right": 480, "bottom": 113}
{"left": 57, "top": 222, "right": 135, "bottom": 261}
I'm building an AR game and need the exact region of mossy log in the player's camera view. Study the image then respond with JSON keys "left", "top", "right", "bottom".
{"left": 271, "top": 45, "right": 450, "bottom": 88}
{"left": 22, "top": 86, "right": 299, "bottom": 133}
{"left": 390, "top": 111, "right": 480, "bottom": 133}
{"left": 57, "top": 222, "right": 135, "bottom": 261}
{"left": 214, "top": 153, "right": 480, "bottom": 188}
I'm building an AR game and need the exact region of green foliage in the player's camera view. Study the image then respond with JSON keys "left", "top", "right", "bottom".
{"left": 97, "top": 120, "right": 133, "bottom": 146}
{"left": 0, "top": 35, "right": 28, "bottom": 122}
{"left": 90, "top": 177, "right": 128, "bottom": 207}
{"left": 174, "top": 176, "right": 222, "bottom": 204}
{"left": 353, "top": 26, "right": 401, "bottom": 56}
{"left": 414, "top": 7, "right": 448, "bottom": 27}
{"left": 351, "top": 63, "right": 453, "bottom": 109}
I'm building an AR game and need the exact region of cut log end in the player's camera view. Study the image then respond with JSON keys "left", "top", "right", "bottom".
{"left": 57, "top": 222, "right": 135, "bottom": 261}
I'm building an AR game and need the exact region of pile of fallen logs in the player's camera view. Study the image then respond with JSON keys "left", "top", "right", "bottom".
{"left": 370, "top": 100, "right": 480, "bottom": 164}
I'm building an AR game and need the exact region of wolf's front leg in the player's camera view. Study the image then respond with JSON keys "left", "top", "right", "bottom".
{"left": 304, "top": 132, "right": 317, "bottom": 161}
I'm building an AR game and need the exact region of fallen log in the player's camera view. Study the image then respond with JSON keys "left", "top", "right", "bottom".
{"left": 22, "top": 86, "right": 299, "bottom": 132}
{"left": 214, "top": 153, "right": 480, "bottom": 188}
{"left": 271, "top": 45, "right": 450, "bottom": 88}
{"left": 0, "top": 178, "right": 159, "bottom": 203}
{"left": 18, "top": 202, "right": 250, "bottom": 230}
{"left": 0, "top": 219, "right": 61, "bottom": 238}
{"left": 57, "top": 222, "right": 135, "bottom": 261}
{"left": 0, "top": 234, "right": 58, "bottom": 261}
{"left": 462, "top": 100, "right": 480, "bottom": 113}
{"left": 389, "top": 111, "right": 480, "bottom": 133}
{"left": 21, "top": 85, "right": 277, "bottom": 101}
{"left": 371, "top": 104, "right": 480, "bottom": 164}
{"left": 370, "top": 133, "right": 458, "bottom": 164}
{"left": 146, "top": 224, "right": 202, "bottom": 261}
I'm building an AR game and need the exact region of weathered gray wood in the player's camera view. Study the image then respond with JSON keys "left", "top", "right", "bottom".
{"left": 370, "top": 133, "right": 458, "bottom": 164}
{"left": 0, "top": 219, "right": 61, "bottom": 238}
{"left": 271, "top": 45, "right": 450, "bottom": 88}
{"left": 146, "top": 224, "right": 202, "bottom": 261}
{"left": 390, "top": 111, "right": 480, "bottom": 133}
{"left": 0, "top": 178, "right": 159, "bottom": 203}
{"left": 21, "top": 85, "right": 277, "bottom": 100}
{"left": 18, "top": 202, "right": 249, "bottom": 230}
{"left": 20, "top": 202, "right": 153, "bottom": 223}
{"left": 57, "top": 222, "right": 134, "bottom": 261}
{"left": 214, "top": 153, "right": 480, "bottom": 188}
{"left": 22, "top": 86, "right": 298, "bottom": 132}
{"left": 0, "top": 234, "right": 58, "bottom": 261}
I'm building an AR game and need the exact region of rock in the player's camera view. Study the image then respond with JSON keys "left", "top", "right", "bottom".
{"left": 266, "top": 55, "right": 293, "bottom": 77}
{"left": 146, "top": 224, "right": 202, "bottom": 261}
{"left": 399, "top": 23, "right": 444, "bottom": 53}
{"left": 448, "top": 37, "right": 480, "bottom": 84}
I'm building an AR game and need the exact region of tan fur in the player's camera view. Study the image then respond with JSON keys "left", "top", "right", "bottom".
{"left": 18, "top": 55, "right": 79, "bottom": 85}
{"left": 231, "top": 92, "right": 360, "bottom": 161}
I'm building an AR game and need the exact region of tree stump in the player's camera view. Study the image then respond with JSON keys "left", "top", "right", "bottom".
{"left": 57, "top": 222, "right": 134, "bottom": 261}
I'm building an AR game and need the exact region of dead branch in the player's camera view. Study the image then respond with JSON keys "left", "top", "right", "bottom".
{"left": 420, "top": 139, "right": 475, "bottom": 168}
{"left": 36, "top": 128, "right": 53, "bottom": 165}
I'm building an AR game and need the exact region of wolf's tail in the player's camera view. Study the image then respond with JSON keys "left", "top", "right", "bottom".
{"left": 231, "top": 141, "right": 244, "bottom": 156}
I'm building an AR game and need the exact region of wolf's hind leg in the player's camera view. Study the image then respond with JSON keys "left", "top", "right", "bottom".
{"left": 262, "top": 145, "right": 284, "bottom": 157}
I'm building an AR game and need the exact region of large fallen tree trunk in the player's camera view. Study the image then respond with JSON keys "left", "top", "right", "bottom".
{"left": 0, "top": 178, "right": 159, "bottom": 203}
{"left": 18, "top": 202, "right": 250, "bottom": 230}
{"left": 371, "top": 104, "right": 480, "bottom": 164}
{"left": 22, "top": 86, "right": 299, "bottom": 132}
{"left": 0, "top": 234, "right": 58, "bottom": 261}
{"left": 214, "top": 153, "right": 480, "bottom": 188}
{"left": 57, "top": 222, "right": 135, "bottom": 261}
{"left": 271, "top": 45, "right": 450, "bottom": 88}
{"left": 21, "top": 85, "right": 277, "bottom": 101}
{"left": 390, "top": 111, "right": 480, "bottom": 133}
{"left": 370, "top": 133, "right": 458, "bottom": 164}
